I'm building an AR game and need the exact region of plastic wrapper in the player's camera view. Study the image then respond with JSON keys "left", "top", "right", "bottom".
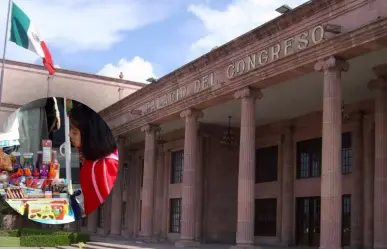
{"left": 0, "top": 149, "right": 12, "bottom": 171}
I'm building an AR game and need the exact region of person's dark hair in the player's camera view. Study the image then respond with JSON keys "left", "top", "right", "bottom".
{"left": 69, "top": 103, "right": 116, "bottom": 161}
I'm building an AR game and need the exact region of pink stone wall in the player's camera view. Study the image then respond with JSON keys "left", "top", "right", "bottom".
{"left": 202, "top": 126, "right": 239, "bottom": 243}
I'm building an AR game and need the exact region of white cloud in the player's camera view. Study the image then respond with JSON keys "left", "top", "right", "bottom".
{"left": 54, "top": 64, "right": 61, "bottom": 69}
{"left": 0, "top": 0, "right": 176, "bottom": 63}
{"left": 187, "top": 0, "right": 310, "bottom": 60}
{"left": 97, "top": 56, "right": 156, "bottom": 83}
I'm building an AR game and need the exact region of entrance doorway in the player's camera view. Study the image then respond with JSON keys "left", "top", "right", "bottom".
{"left": 296, "top": 197, "right": 321, "bottom": 247}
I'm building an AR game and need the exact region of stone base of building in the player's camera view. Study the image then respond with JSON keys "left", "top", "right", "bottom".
{"left": 175, "top": 239, "right": 200, "bottom": 248}
{"left": 137, "top": 236, "right": 160, "bottom": 243}
{"left": 230, "top": 244, "right": 264, "bottom": 249}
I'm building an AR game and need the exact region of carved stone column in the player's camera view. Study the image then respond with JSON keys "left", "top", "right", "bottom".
{"left": 368, "top": 77, "right": 387, "bottom": 249}
{"left": 231, "top": 87, "right": 262, "bottom": 249}
{"left": 281, "top": 126, "right": 294, "bottom": 246}
{"left": 175, "top": 108, "right": 203, "bottom": 248}
{"left": 139, "top": 124, "right": 159, "bottom": 239}
{"left": 362, "top": 114, "right": 375, "bottom": 249}
{"left": 315, "top": 56, "right": 349, "bottom": 249}
{"left": 110, "top": 136, "right": 126, "bottom": 235}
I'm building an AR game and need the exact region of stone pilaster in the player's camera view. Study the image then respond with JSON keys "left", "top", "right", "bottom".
{"left": 315, "top": 56, "right": 349, "bottom": 249}
{"left": 362, "top": 114, "right": 375, "bottom": 249}
{"left": 153, "top": 147, "right": 165, "bottom": 238}
{"left": 350, "top": 113, "right": 363, "bottom": 249}
{"left": 110, "top": 136, "right": 126, "bottom": 235}
{"left": 368, "top": 78, "right": 387, "bottom": 249}
{"left": 139, "top": 124, "right": 159, "bottom": 239}
{"left": 232, "top": 87, "right": 262, "bottom": 249}
{"left": 195, "top": 136, "right": 204, "bottom": 241}
{"left": 175, "top": 108, "right": 203, "bottom": 248}
{"left": 126, "top": 153, "right": 137, "bottom": 237}
{"left": 281, "top": 126, "right": 294, "bottom": 246}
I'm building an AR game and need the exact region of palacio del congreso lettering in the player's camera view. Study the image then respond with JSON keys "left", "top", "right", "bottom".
{"left": 68, "top": 1, "right": 387, "bottom": 248}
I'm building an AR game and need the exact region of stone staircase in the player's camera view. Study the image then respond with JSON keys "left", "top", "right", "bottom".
{"left": 56, "top": 241, "right": 142, "bottom": 249}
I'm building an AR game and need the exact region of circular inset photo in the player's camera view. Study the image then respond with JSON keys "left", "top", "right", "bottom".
{"left": 0, "top": 97, "right": 119, "bottom": 224}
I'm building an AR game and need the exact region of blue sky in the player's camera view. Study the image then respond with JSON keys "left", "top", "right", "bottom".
{"left": 0, "top": 0, "right": 308, "bottom": 83}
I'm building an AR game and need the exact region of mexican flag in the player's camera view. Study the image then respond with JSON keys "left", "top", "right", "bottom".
{"left": 9, "top": 1, "right": 56, "bottom": 75}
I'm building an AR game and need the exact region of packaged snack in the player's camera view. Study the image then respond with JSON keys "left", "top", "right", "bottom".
{"left": 24, "top": 167, "right": 32, "bottom": 177}
{"left": 51, "top": 203, "right": 66, "bottom": 220}
{"left": 0, "top": 149, "right": 12, "bottom": 171}
{"left": 35, "top": 151, "right": 42, "bottom": 170}
{"left": 50, "top": 151, "right": 60, "bottom": 179}
{"left": 10, "top": 152, "right": 21, "bottom": 171}
{"left": 28, "top": 203, "right": 55, "bottom": 220}
{"left": 22, "top": 153, "right": 34, "bottom": 171}
{"left": 40, "top": 163, "right": 49, "bottom": 179}
{"left": 42, "top": 140, "right": 52, "bottom": 163}
{"left": 29, "top": 179, "right": 45, "bottom": 189}
{"left": 44, "top": 190, "right": 52, "bottom": 198}
{"left": 32, "top": 168, "right": 40, "bottom": 179}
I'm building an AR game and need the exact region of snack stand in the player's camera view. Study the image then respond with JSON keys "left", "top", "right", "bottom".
{"left": 0, "top": 98, "right": 77, "bottom": 224}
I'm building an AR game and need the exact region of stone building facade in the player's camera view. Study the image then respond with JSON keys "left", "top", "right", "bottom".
{"left": 72, "top": 0, "right": 387, "bottom": 248}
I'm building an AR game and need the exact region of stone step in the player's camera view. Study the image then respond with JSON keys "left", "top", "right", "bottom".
{"left": 74, "top": 243, "right": 112, "bottom": 249}
{"left": 56, "top": 246, "right": 78, "bottom": 249}
{"left": 86, "top": 242, "right": 140, "bottom": 249}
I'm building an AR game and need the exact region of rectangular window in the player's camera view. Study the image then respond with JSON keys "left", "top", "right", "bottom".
{"left": 140, "top": 158, "right": 144, "bottom": 187}
{"left": 123, "top": 163, "right": 129, "bottom": 189}
{"left": 342, "top": 195, "right": 351, "bottom": 246}
{"left": 254, "top": 198, "right": 277, "bottom": 236}
{"left": 341, "top": 132, "right": 352, "bottom": 174}
{"left": 297, "top": 137, "right": 322, "bottom": 179}
{"left": 171, "top": 150, "right": 184, "bottom": 184}
{"left": 169, "top": 198, "right": 182, "bottom": 233}
{"left": 122, "top": 202, "right": 126, "bottom": 228}
{"left": 139, "top": 200, "right": 142, "bottom": 231}
{"left": 97, "top": 204, "right": 104, "bottom": 228}
{"left": 256, "top": 146, "right": 278, "bottom": 183}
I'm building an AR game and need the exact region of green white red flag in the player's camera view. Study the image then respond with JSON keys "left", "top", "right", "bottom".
{"left": 9, "top": 1, "right": 56, "bottom": 75}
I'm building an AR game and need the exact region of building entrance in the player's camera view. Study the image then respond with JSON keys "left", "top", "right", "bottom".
{"left": 296, "top": 197, "right": 321, "bottom": 247}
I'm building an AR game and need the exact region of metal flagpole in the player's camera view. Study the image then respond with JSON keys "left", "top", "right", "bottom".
{"left": 0, "top": 0, "right": 12, "bottom": 107}
{"left": 64, "top": 98, "right": 73, "bottom": 195}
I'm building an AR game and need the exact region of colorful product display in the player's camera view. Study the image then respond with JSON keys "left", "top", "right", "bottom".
{"left": 0, "top": 140, "right": 75, "bottom": 224}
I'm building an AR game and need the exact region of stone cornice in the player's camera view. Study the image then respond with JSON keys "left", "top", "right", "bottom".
{"left": 100, "top": 0, "right": 353, "bottom": 120}
{"left": 109, "top": 16, "right": 387, "bottom": 136}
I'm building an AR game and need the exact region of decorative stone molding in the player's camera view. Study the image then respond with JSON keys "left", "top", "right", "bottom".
{"left": 368, "top": 77, "right": 387, "bottom": 90}
{"left": 314, "top": 56, "right": 349, "bottom": 72}
{"left": 109, "top": 18, "right": 387, "bottom": 136}
{"left": 140, "top": 124, "right": 160, "bottom": 133}
{"left": 180, "top": 108, "right": 204, "bottom": 119}
{"left": 234, "top": 87, "right": 263, "bottom": 100}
